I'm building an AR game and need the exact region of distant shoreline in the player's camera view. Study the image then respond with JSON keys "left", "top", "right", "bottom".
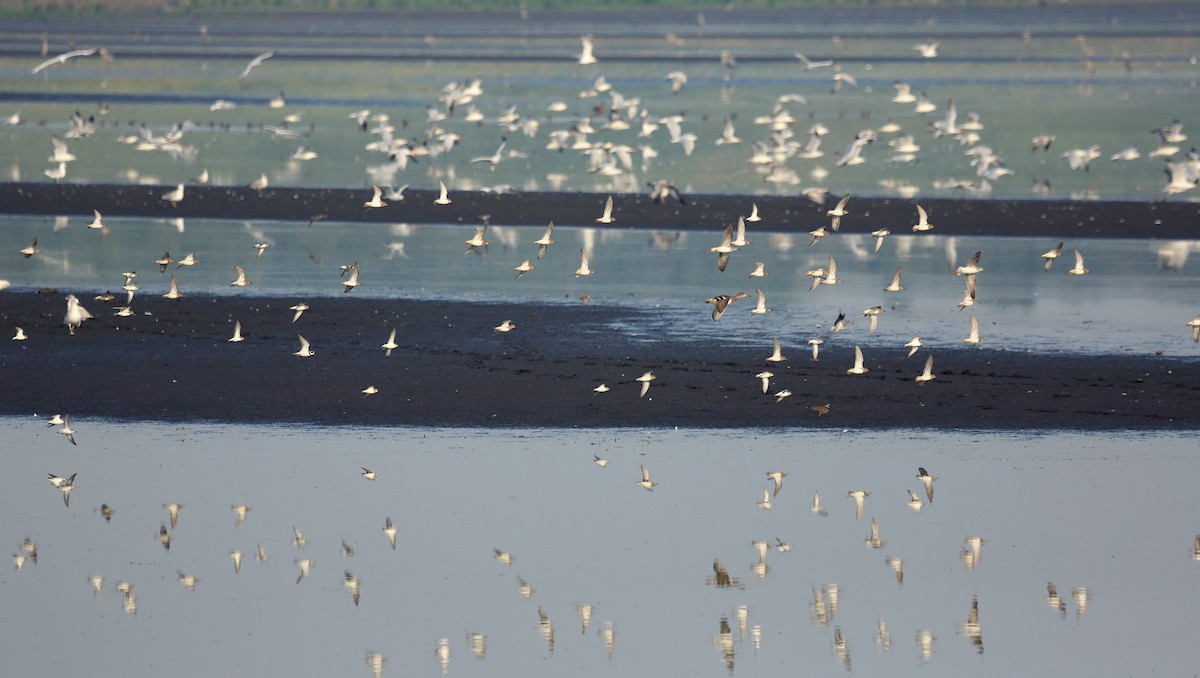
{"left": 3, "top": 182, "right": 1200, "bottom": 239}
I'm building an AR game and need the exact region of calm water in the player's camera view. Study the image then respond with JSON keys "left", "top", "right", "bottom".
{"left": 2, "top": 420, "right": 1198, "bottom": 677}
{"left": 1, "top": 7, "right": 1199, "bottom": 200}
{"left": 4, "top": 214, "right": 1199, "bottom": 357}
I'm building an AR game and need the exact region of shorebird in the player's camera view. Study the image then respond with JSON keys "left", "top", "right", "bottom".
{"left": 12, "top": 326, "right": 27, "bottom": 341}
{"left": 1041, "top": 242, "right": 1064, "bottom": 271}
{"left": 916, "top": 467, "right": 937, "bottom": 503}
{"left": 574, "top": 248, "right": 593, "bottom": 276}
{"left": 533, "top": 222, "right": 555, "bottom": 259}
{"left": 63, "top": 294, "right": 92, "bottom": 335}
{"left": 295, "top": 558, "right": 313, "bottom": 584}
{"left": 756, "top": 371, "right": 773, "bottom": 394}
{"left": 514, "top": 259, "right": 535, "bottom": 279}
{"left": 648, "top": 179, "right": 685, "bottom": 204}
{"left": 254, "top": 242, "right": 269, "bottom": 258}
{"left": 232, "top": 504, "right": 251, "bottom": 527}
{"left": 383, "top": 517, "right": 397, "bottom": 550}
{"left": 230, "top": 550, "right": 243, "bottom": 574}
{"left": 746, "top": 202, "right": 761, "bottom": 222}
{"left": 637, "top": 464, "right": 658, "bottom": 491}
{"left": 382, "top": 329, "right": 398, "bottom": 356}
{"left": 705, "top": 291, "right": 749, "bottom": 320}
{"left": 47, "top": 414, "right": 64, "bottom": 427}
{"left": 811, "top": 403, "right": 831, "bottom": 416}
{"left": 811, "top": 490, "right": 827, "bottom": 516}
{"left": 161, "top": 184, "right": 184, "bottom": 207}
{"left": 795, "top": 52, "right": 834, "bottom": 70}
{"left": 225, "top": 320, "right": 244, "bottom": 343}
{"left": 162, "top": 274, "right": 183, "bottom": 299}
{"left": 87, "top": 209, "right": 106, "bottom": 231}
{"left": 912, "top": 204, "right": 934, "bottom": 232}
{"left": 767, "top": 471, "right": 788, "bottom": 496}
{"left": 826, "top": 194, "right": 851, "bottom": 221}
{"left": 163, "top": 502, "right": 183, "bottom": 529}
{"left": 595, "top": 195, "right": 615, "bottom": 223}
{"left": 294, "top": 335, "right": 314, "bottom": 357}
{"left": 1063, "top": 146, "right": 1101, "bottom": 171}
{"left": 820, "top": 256, "right": 843, "bottom": 287}
{"left": 593, "top": 384, "right": 609, "bottom": 395}
{"left": 964, "top": 316, "right": 985, "bottom": 344}
{"left": 48, "top": 472, "right": 76, "bottom": 506}
{"left": 341, "top": 262, "right": 361, "bottom": 292}
{"left": 808, "top": 223, "right": 829, "bottom": 247}
{"left": 1031, "top": 135, "right": 1056, "bottom": 151}
{"left": 731, "top": 216, "right": 751, "bottom": 247}
{"left": 1188, "top": 314, "right": 1200, "bottom": 342}
{"left": 175, "top": 252, "right": 200, "bottom": 268}
{"left": 238, "top": 50, "right": 274, "bottom": 80}
{"left": 364, "top": 185, "right": 387, "bottom": 208}
{"left": 871, "top": 228, "right": 891, "bottom": 253}
{"left": 766, "top": 337, "right": 787, "bottom": 363}
{"left": 593, "top": 454, "right": 610, "bottom": 467}
{"left": 958, "top": 275, "right": 979, "bottom": 310}
{"left": 916, "top": 354, "right": 937, "bottom": 383}
{"left": 155, "top": 252, "right": 173, "bottom": 271}
{"left": 361, "top": 467, "right": 378, "bottom": 481}
{"left": 434, "top": 180, "right": 452, "bottom": 205}
{"left": 248, "top": 173, "right": 269, "bottom": 194}
{"left": 913, "top": 42, "right": 939, "bottom": 58}
{"left": 665, "top": 70, "right": 688, "bottom": 93}
{"left": 808, "top": 338, "right": 824, "bottom": 361}
{"left": 577, "top": 35, "right": 598, "bottom": 65}
{"left": 774, "top": 389, "right": 792, "bottom": 403}
{"left": 57, "top": 414, "right": 77, "bottom": 445}
{"left": 842, "top": 490, "right": 869, "bottom": 521}
{"left": 292, "top": 526, "right": 308, "bottom": 549}
{"left": 636, "top": 371, "right": 656, "bottom": 398}
{"left": 18, "top": 237, "right": 38, "bottom": 258}
{"left": 757, "top": 486, "right": 774, "bottom": 510}
{"left": 883, "top": 267, "right": 904, "bottom": 292}
{"left": 361, "top": 385, "right": 378, "bottom": 396}
{"left": 710, "top": 223, "right": 738, "bottom": 271}
{"left": 904, "top": 337, "right": 924, "bottom": 358}
{"left": 493, "top": 320, "right": 516, "bottom": 334}
{"left": 290, "top": 303, "right": 309, "bottom": 323}
{"left": 956, "top": 251, "right": 984, "bottom": 276}
{"left": 863, "top": 307, "right": 884, "bottom": 334}
{"left": 847, "top": 345, "right": 870, "bottom": 375}
{"left": 230, "top": 265, "right": 252, "bottom": 287}
{"left": 463, "top": 226, "right": 488, "bottom": 254}
{"left": 748, "top": 261, "right": 768, "bottom": 278}
{"left": 1067, "top": 250, "right": 1090, "bottom": 275}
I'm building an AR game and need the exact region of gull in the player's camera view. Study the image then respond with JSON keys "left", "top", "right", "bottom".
{"left": 917, "top": 467, "right": 937, "bottom": 503}
{"left": 913, "top": 42, "right": 939, "bottom": 58}
{"left": 884, "top": 267, "right": 905, "bottom": 292}
{"left": 161, "top": 184, "right": 184, "bottom": 207}
{"left": 155, "top": 252, "right": 173, "bottom": 272}
{"left": 847, "top": 490, "right": 870, "bottom": 520}
{"left": 811, "top": 403, "right": 831, "bottom": 416}
{"left": 636, "top": 371, "right": 656, "bottom": 398}
{"left": 383, "top": 517, "right": 397, "bottom": 550}
{"left": 956, "top": 251, "right": 984, "bottom": 276}
{"left": 1041, "top": 242, "right": 1064, "bottom": 271}
{"left": 912, "top": 204, "right": 934, "bottom": 232}
{"left": 31, "top": 47, "right": 110, "bottom": 75}
{"left": 705, "top": 292, "right": 749, "bottom": 320}
{"left": 594, "top": 454, "right": 610, "bottom": 467}
{"left": 811, "top": 491, "right": 827, "bottom": 516}
{"left": 593, "top": 384, "right": 610, "bottom": 395}
{"left": 904, "top": 337, "right": 924, "bottom": 358}
{"left": 533, "top": 222, "right": 555, "bottom": 259}
{"left": 577, "top": 35, "right": 598, "bottom": 65}
{"left": 847, "top": 345, "right": 870, "bottom": 375}
{"left": 795, "top": 52, "right": 834, "bottom": 70}
{"left": 1187, "top": 315, "right": 1200, "bottom": 342}
{"left": 596, "top": 195, "right": 615, "bottom": 223}
{"left": 1067, "top": 250, "right": 1090, "bottom": 275}
{"left": 294, "top": 335, "right": 314, "bottom": 357}
{"left": 12, "top": 327, "right": 27, "bottom": 341}
{"left": 232, "top": 504, "right": 251, "bottom": 527}
{"left": 863, "top": 307, "right": 884, "bottom": 334}
{"left": 364, "top": 185, "right": 387, "bottom": 208}
{"left": 463, "top": 226, "right": 489, "bottom": 254}
{"left": 49, "top": 136, "right": 76, "bottom": 163}
{"left": 238, "top": 50, "right": 275, "bottom": 80}
{"left": 637, "top": 464, "right": 658, "bottom": 491}
{"left": 809, "top": 338, "right": 824, "bottom": 361}
{"left": 757, "top": 486, "right": 774, "bottom": 510}
{"left": 493, "top": 320, "right": 516, "bottom": 334}
{"left": 230, "top": 265, "right": 252, "bottom": 287}
{"left": 382, "top": 329, "right": 398, "bottom": 357}
{"left": 290, "top": 303, "right": 309, "bottom": 323}
{"left": 1164, "top": 161, "right": 1197, "bottom": 195}
{"left": 756, "top": 371, "right": 773, "bottom": 394}
{"left": 749, "top": 262, "right": 768, "bottom": 278}
{"left": 18, "top": 237, "right": 39, "bottom": 258}
{"left": 746, "top": 203, "right": 761, "bottom": 222}
{"left": 964, "top": 316, "right": 985, "bottom": 344}
{"left": 162, "top": 275, "right": 183, "bottom": 299}
{"left": 64, "top": 294, "right": 92, "bottom": 335}
{"left": 342, "top": 262, "right": 361, "bottom": 292}
{"left": 175, "top": 252, "right": 200, "bottom": 269}
{"left": 767, "top": 471, "right": 787, "bottom": 496}
{"left": 766, "top": 337, "right": 787, "bottom": 363}
{"left": 514, "top": 259, "right": 535, "bottom": 279}
{"left": 434, "top": 180, "right": 452, "bottom": 205}
{"left": 574, "top": 248, "right": 593, "bottom": 277}
{"left": 295, "top": 559, "right": 313, "bottom": 584}
{"left": 87, "top": 209, "right": 106, "bottom": 231}
{"left": 750, "top": 289, "right": 771, "bottom": 315}
{"left": 58, "top": 414, "right": 77, "bottom": 445}
{"left": 871, "top": 228, "right": 891, "bottom": 253}
{"left": 774, "top": 389, "right": 792, "bottom": 403}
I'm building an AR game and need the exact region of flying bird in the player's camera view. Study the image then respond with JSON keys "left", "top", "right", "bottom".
{"left": 238, "top": 50, "right": 275, "bottom": 80}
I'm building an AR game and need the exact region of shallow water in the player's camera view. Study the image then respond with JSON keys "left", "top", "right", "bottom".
{"left": 4, "top": 214, "right": 1199, "bottom": 357}
{"left": 1, "top": 7, "right": 1199, "bottom": 201}
{"left": 2, "top": 419, "right": 1198, "bottom": 677}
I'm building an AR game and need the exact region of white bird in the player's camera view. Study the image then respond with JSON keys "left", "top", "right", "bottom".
{"left": 533, "top": 222, "right": 555, "bottom": 259}
{"left": 13, "top": 327, "right": 27, "bottom": 341}
{"left": 362, "top": 467, "right": 378, "bottom": 480}
{"left": 1067, "top": 250, "right": 1090, "bottom": 276}
{"left": 871, "top": 228, "right": 891, "bottom": 253}
{"left": 913, "top": 42, "right": 939, "bottom": 58}
{"left": 1041, "top": 242, "right": 1064, "bottom": 271}
{"left": 364, "top": 185, "right": 387, "bottom": 208}
{"left": 767, "top": 470, "right": 788, "bottom": 496}
{"left": 809, "top": 338, "right": 824, "bottom": 362}
{"left": 637, "top": 464, "right": 657, "bottom": 491}
{"left": 294, "top": 335, "right": 314, "bottom": 357}
{"left": 1187, "top": 315, "right": 1200, "bottom": 342}
{"left": 964, "top": 316, "right": 985, "bottom": 344}
{"left": 956, "top": 251, "right": 984, "bottom": 276}
{"left": 863, "top": 307, "right": 884, "bottom": 334}
{"left": 383, "top": 517, "right": 397, "bottom": 550}
{"left": 463, "top": 226, "right": 489, "bottom": 254}
{"left": 912, "top": 204, "right": 934, "bottom": 232}
{"left": 883, "top": 267, "right": 904, "bottom": 292}
{"left": 593, "top": 384, "right": 610, "bottom": 395}
{"left": 904, "top": 337, "right": 923, "bottom": 358}
{"left": 514, "top": 259, "right": 535, "bottom": 279}
{"left": 577, "top": 35, "right": 598, "bottom": 65}
{"left": 342, "top": 262, "right": 361, "bottom": 292}
{"left": 18, "top": 236, "right": 39, "bottom": 258}
{"left": 774, "top": 389, "right": 792, "bottom": 404}
{"left": 594, "top": 454, "right": 609, "bottom": 467}
{"left": 574, "top": 249, "right": 593, "bottom": 277}
{"left": 161, "top": 184, "right": 184, "bottom": 207}
{"left": 493, "top": 320, "right": 516, "bottom": 334}
{"left": 43, "top": 162, "right": 66, "bottom": 182}
{"left": 847, "top": 345, "right": 869, "bottom": 375}
{"left": 228, "top": 321, "right": 244, "bottom": 343}
{"left": 636, "top": 371, "right": 656, "bottom": 398}
{"left": 756, "top": 371, "right": 773, "bottom": 394}
{"left": 750, "top": 289, "right": 771, "bottom": 315}
{"left": 434, "top": 180, "right": 452, "bottom": 205}
{"left": 290, "top": 303, "right": 309, "bottom": 323}
{"left": 757, "top": 486, "right": 774, "bottom": 510}
{"left": 87, "top": 209, "right": 106, "bottom": 230}
{"left": 811, "top": 490, "right": 827, "bottom": 516}
{"left": 230, "top": 265, "right": 252, "bottom": 287}
{"left": 238, "top": 50, "right": 275, "bottom": 80}
{"left": 58, "top": 415, "right": 77, "bottom": 446}
{"left": 31, "top": 47, "right": 109, "bottom": 75}
{"left": 795, "top": 52, "right": 834, "bottom": 70}
{"left": 63, "top": 294, "right": 92, "bottom": 335}
{"left": 249, "top": 173, "right": 269, "bottom": 193}
{"left": 382, "top": 329, "right": 398, "bottom": 357}
{"left": 749, "top": 261, "right": 768, "bottom": 278}
{"left": 595, "top": 195, "right": 615, "bottom": 223}
{"left": 162, "top": 275, "right": 183, "bottom": 300}
{"left": 1063, "top": 146, "right": 1101, "bottom": 171}
{"left": 746, "top": 203, "right": 761, "bottom": 222}
{"left": 848, "top": 490, "right": 870, "bottom": 520}
{"left": 916, "top": 467, "right": 937, "bottom": 503}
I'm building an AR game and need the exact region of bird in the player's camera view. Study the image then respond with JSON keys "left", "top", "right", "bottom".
{"left": 811, "top": 403, "right": 831, "bottom": 416}
{"left": 344, "top": 571, "right": 361, "bottom": 606}
{"left": 913, "top": 41, "right": 939, "bottom": 58}
{"left": 290, "top": 303, "right": 309, "bottom": 323}
{"left": 227, "top": 320, "right": 245, "bottom": 343}
{"left": 434, "top": 180, "right": 452, "bottom": 205}
{"left": 912, "top": 204, "right": 934, "bottom": 232}
{"left": 382, "top": 329, "right": 398, "bottom": 357}
{"left": 820, "top": 256, "right": 843, "bottom": 287}
{"left": 964, "top": 316, "right": 985, "bottom": 344}
{"left": 294, "top": 335, "right": 314, "bottom": 357}
{"left": 574, "top": 248, "right": 593, "bottom": 277}
{"left": 756, "top": 371, "right": 773, "bottom": 394}
{"left": 916, "top": 354, "right": 937, "bottom": 383}
{"left": 361, "top": 467, "right": 378, "bottom": 480}
{"left": 862, "top": 307, "right": 884, "bottom": 334}
{"left": 665, "top": 70, "right": 688, "bottom": 93}
{"left": 18, "top": 237, "right": 38, "bottom": 258}
{"left": 63, "top": 294, "right": 92, "bottom": 335}
{"left": 826, "top": 194, "right": 851, "bottom": 221}
{"left": 774, "top": 389, "right": 792, "bottom": 403}
{"left": 636, "top": 371, "right": 656, "bottom": 398}
{"left": 230, "top": 550, "right": 243, "bottom": 574}
{"left": 956, "top": 251, "right": 984, "bottom": 276}
{"left": 1187, "top": 315, "right": 1200, "bottom": 343}
{"left": 748, "top": 261, "right": 768, "bottom": 278}
{"left": 592, "top": 384, "right": 609, "bottom": 395}
{"left": 463, "top": 226, "right": 489, "bottom": 254}
{"left": 917, "top": 467, "right": 937, "bottom": 503}
{"left": 31, "top": 47, "right": 110, "bottom": 75}
{"left": 163, "top": 502, "right": 183, "bottom": 529}
{"left": 795, "top": 52, "right": 834, "bottom": 70}
{"left": 161, "top": 184, "right": 184, "bottom": 207}
{"left": 705, "top": 292, "right": 749, "bottom": 320}
{"left": 238, "top": 50, "right": 275, "bottom": 80}
{"left": 871, "top": 228, "right": 891, "bottom": 253}
{"left": 87, "top": 209, "right": 106, "bottom": 231}
{"left": 767, "top": 471, "right": 788, "bottom": 496}
{"left": 848, "top": 490, "right": 870, "bottom": 520}
{"left": 364, "top": 185, "right": 387, "bottom": 208}
{"left": 232, "top": 504, "right": 251, "bottom": 527}
{"left": 808, "top": 338, "right": 824, "bottom": 362}
{"left": 383, "top": 517, "right": 397, "bottom": 550}
{"left": 904, "top": 337, "right": 924, "bottom": 358}
{"left": 162, "top": 275, "right": 183, "bottom": 300}
{"left": 249, "top": 173, "right": 269, "bottom": 194}
{"left": 637, "top": 464, "right": 657, "bottom": 491}
{"left": 757, "top": 486, "right": 774, "bottom": 510}
{"left": 746, "top": 203, "right": 761, "bottom": 222}
{"left": 577, "top": 35, "right": 598, "bottom": 65}
{"left": 709, "top": 223, "right": 738, "bottom": 271}
{"left": 811, "top": 491, "right": 827, "bottom": 516}
{"left": 254, "top": 242, "right": 270, "bottom": 258}
{"left": 1067, "top": 250, "right": 1090, "bottom": 275}
{"left": 593, "top": 454, "right": 609, "bottom": 468}
{"left": 533, "top": 222, "right": 555, "bottom": 259}
{"left": 57, "top": 414, "right": 77, "bottom": 445}
{"left": 766, "top": 337, "right": 787, "bottom": 363}
{"left": 175, "top": 252, "right": 200, "bottom": 268}
{"left": 1041, "top": 242, "right": 1064, "bottom": 271}
{"left": 12, "top": 327, "right": 28, "bottom": 341}
{"left": 883, "top": 268, "right": 904, "bottom": 292}
{"left": 48, "top": 472, "right": 76, "bottom": 490}
{"left": 514, "top": 259, "right": 535, "bottom": 279}
{"left": 595, "top": 195, "right": 615, "bottom": 223}
{"left": 847, "top": 345, "right": 870, "bottom": 375}
{"left": 230, "top": 265, "right": 252, "bottom": 287}
{"left": 341, "top": 262, "right": 361, "bottom": 292}
{"left": 294, "top": 559, "right": 313, "bottom": 584}
{"left": 648, "top": 179, "right": 685, "bottom": 205}
{"left": 292, "top": 526, "right": 308, "bottom": 549}
{"left": 155, "top": 252, "right": 173, "bottom": 271}
{"left": 493, "top": 320, "right": 516, "bottom": 334}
